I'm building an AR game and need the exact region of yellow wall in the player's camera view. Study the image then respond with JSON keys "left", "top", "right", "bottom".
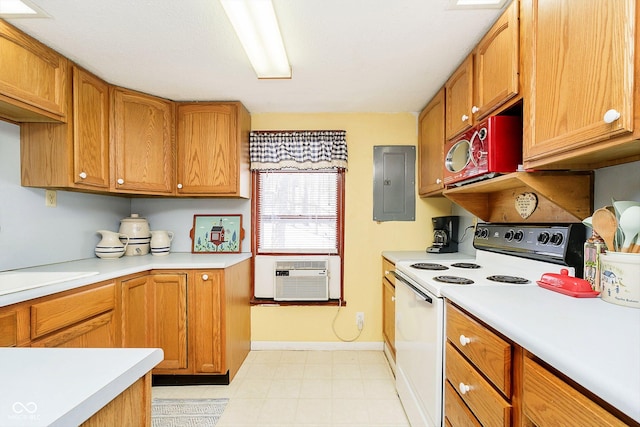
{"left": 251, "top": 113, "right": 451, "bottom": 343}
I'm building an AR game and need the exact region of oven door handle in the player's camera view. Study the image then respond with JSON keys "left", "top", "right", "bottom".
{"left": 392, "top": 271, "right": 433, "bottom": 304}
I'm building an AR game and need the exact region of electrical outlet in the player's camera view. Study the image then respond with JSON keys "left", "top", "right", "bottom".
{"left": 356, "top": 312, "right": 364, "bottom": 331}
{"left": 45, "top": 190, "right": 57, "bottom": 207}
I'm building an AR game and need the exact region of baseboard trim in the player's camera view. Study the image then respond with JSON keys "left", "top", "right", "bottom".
{"left": 251, "top": 341, "right": 384, "bottom": 351}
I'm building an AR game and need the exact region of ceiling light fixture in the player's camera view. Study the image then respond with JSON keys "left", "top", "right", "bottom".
{"left": 0, "top": 0, "right": 49, "bottom": 18}
{"left": 220, "top": 0, "right": 291, "bottom": 79}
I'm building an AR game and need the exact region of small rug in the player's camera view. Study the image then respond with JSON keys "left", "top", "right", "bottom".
{"left": 152, "top": 398, "right": 228, "bottom": 427}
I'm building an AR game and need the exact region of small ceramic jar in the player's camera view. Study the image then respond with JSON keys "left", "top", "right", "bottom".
{"left": 150, "top": 230, "right": 174, "bottom": 256}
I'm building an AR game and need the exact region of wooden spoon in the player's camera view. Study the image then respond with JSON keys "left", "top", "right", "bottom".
{"left": 592, "top": 207, "right": 618, "bottom": 251}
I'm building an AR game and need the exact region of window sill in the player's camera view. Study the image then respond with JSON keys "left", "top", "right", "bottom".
{"left": 250, "top": 298, "right": 346, "bottom": 307}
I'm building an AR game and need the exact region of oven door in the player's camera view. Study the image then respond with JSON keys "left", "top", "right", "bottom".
{"left": 394, "top": 272, "right": 444, "bottom": 427}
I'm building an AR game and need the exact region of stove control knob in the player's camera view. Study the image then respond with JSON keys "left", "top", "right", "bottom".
{"left": 550, "top": 233, "right": 564, "bottom": 246}
{"left": 538, "top": 231, "right": 550, "bottom": 244}
{"left": 481, "top": 228, "right": 489, "bottom": 238}
{"left": 504, "top": 230, "right": 515, "bottom": 241}
{"left": 514, "top": 230, "right": 524, "bottom": 242}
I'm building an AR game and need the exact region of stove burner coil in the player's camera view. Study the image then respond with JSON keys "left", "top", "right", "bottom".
{"left": 451, "top": 262, "right": 481, "bottom": 269}
{"left": 486, "top": 275, "right": 530, "bottom": 284}
{"left": 411, "top": 263, "right": 448, "bottom": 270}
{"left": 433, "top": 275, "right": 474, "bottom": 285}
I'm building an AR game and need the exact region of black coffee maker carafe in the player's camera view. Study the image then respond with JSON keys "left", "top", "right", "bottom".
{"left": 427, "top": 216, "right": 459, "bottom": 253}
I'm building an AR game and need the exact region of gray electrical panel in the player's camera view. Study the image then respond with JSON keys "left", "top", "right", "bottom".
{"left": 373, "top": 145, "right": 415, "bottom": 222}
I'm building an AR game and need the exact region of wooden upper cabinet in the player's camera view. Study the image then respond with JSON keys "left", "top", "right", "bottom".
{"left": 0, "top": 20, "right": 68, "bottom": 122}
{"left": 111, "top": 88, "right": 175, "bottom": 195}
{"left": 474, "top": 0, "right": 519, "bottom": 120}
{"left": 522, "top": 0, "right": 640, "bottom": 169}
{"left": 418, "top": 89, "right": 446, "bottom": 196}
{"left": 21, "top": 66, "right": 110, "bottom": 191}
{"left": 445, "top": 0, "right": 519, "bottom": 141}
{"left": 73, "top": 67, "right": 110, "bottom": 189}
{"left": 445, "top": 56, "right": 474, "bottom": 140}
{"left": 176, "top": 102, "right": 251, "bottom": 197}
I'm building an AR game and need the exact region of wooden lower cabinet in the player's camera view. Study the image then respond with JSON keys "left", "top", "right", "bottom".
{"left": 191, "top": 269, "right": 224, "bottom": 373}
{"left": 121, "top": 274, "right": 154, "bottom": 348}
{"left": 381, "top": 257, "right": 396, "bottom": 361}
{"left": 151, "top": 272, "right": 188, "bottom": 371}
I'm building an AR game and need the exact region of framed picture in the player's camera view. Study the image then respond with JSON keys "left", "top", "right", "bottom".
{"left": 191, "top": 214, "right": 243, "bottom": 253}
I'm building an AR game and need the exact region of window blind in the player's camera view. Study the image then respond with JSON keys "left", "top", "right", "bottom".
{"left": 257, "top": 171, "right": 339, "bottom": 254}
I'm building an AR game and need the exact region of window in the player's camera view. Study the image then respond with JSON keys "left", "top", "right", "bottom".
{"left": 254, "top": 169, "right": 344, "bottom": 255}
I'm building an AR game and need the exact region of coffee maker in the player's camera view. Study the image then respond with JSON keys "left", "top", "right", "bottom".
{"left": 427, "top": 216, "right": 459, "bottom": 253}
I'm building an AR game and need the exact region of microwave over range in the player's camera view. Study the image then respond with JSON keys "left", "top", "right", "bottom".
{"left": 444, "top": 115, "right": 522, "bottom": 186}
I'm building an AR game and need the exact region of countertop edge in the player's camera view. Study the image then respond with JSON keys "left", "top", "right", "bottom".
{"left": 0, "top": 252, "right": 252, "bottom": 307}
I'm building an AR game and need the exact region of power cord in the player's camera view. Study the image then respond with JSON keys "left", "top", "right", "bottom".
{"left": 331, "top": 300, "right": 363, "bottom": 342}
{"left": 459, "top": 224, "right": 476, "bottom": 243}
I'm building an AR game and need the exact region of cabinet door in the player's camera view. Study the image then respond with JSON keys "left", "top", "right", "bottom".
{"left": 176, "top": 103, "right": 239, "bottom": 195}
{"left": 418, "top": 89, "right": 445, "bottom": 196}
{"left": 152, "top": 273, "right": 187, "bottom": 370}
{"left": 30, "top": 311, "right": 116, "bottom": 348}
{"left": 445, "top": 56, "right": 473, "bottom": 140}
{"left": 112, "top": 88, "right": 174, "bottom": 194}
{"left": 121, "top": 275, "right": 153, "bottom": 348}
{"left": 382, "top": 277, "right": 395, "bottom": 359}
{"left": 523, "top": 0, "right": 635, "bottom": 164}
{"left": 73, "top": 67, "right": 110, "bottom": 189}
{"left": 191, "top": 270, "right": 224, "bottom": 373}
{"left": 473, "top": 0, "right": 519, "bottom": 120}
{"left": 0, "top": 20, "right": 68, "bottom": 122}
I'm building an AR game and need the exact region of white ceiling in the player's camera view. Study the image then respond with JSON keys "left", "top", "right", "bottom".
{"left": 6, "top": 0, "right": 508, "bottom": 114}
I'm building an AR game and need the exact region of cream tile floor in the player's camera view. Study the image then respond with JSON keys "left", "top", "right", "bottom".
{"left": 153, "top": 350, "right": 410, "bottom": 426}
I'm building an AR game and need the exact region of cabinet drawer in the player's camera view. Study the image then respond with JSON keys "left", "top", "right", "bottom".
{"left": 31, "top": 282, "right": 115, "bottom": 339}
{"left": 445, "top": 379, "right": 482, "bottom": 427}
{"left": 382, "top": 257, "right": 395, "bottom": 286}
{"left": 446, "top": 303, "right": 511, "bottom": 396}
{"left": 523, "top": 357, "right": 627, "bottom": 426}
{"left": 445, "top": 342, "right": 511, "bottom": 427}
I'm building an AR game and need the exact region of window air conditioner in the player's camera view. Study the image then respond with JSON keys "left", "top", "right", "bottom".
{"left": 274, "top": 260, "right": 329, "bottom": 301}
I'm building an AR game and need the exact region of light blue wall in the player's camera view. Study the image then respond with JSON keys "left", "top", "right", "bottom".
{"left": 0, "top": 121, "right": 130, "bottom": 271}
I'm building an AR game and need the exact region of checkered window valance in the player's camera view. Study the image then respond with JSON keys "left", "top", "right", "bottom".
{"left": 249, "top": 130, "right": 348, "bottom": 170}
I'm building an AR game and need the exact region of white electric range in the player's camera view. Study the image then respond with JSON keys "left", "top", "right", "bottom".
{"left": 393, "top": 223, "right": 586, "bottom": 427}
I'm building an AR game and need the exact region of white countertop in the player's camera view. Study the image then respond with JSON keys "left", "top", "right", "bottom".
{"left": 0, "top": 347, "right": 163, "bottom": 427}
{"left": 0, "top": 252, "right": 251, "bottom": 307}
{"left": 441, "top": 285, "right": 640, "bottom": 423}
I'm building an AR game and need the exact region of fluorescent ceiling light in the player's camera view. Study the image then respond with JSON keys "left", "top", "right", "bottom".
{"left": 0, "top": 0, "right": 49, "bottom": 18}
{"left": 447, "top": 0, "right": 508, "bottom": 9}
{"left": 220, "top": 0, "right": 291, "bottom": 79}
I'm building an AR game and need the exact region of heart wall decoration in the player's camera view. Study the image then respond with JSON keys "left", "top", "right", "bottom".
{"left": 515, "top": 192, "right": 538, "bottom": 219}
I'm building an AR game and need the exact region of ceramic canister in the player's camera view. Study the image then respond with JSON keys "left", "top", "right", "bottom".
{"left": 119, "top": 214, "right": 151, "bottom": 256}
{"left": 600, "top": 252, "right": 640, "bottom": 308}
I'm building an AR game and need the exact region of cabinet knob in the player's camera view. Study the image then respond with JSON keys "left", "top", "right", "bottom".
{"left": 391, "top": 296, "right": 396, "bottom": 302}
{"left": 78, "top": 172, "right": 87, "bottom": 179}
{"left": 436, "top": 178, "right": 442, "bottom": 184}
{"left": 117, "top": 178, "right": 125, "bottom": 185}
{"left": 603, "top": 109, "right": 621, "bottom": 124}
{"left": 177, "top": 183, "right": 183, "bottom": 189}
{"left": 459, "top": 334, "right": 471, "bottom": 346}
{"left": 459, "top": 382, "right": 471, "bottom": 395}
{"left": 202, "top": 274, "right": 209, "bottom": 280}
{"left": 471, "top": 106, "right": 479, "bottom": 114}
{"left": 461, "top": 114, "right": 469, "bottom": 122}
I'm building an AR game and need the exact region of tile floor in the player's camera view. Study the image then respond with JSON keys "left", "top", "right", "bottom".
{"left": 152, "top": 350, "right": 410, "bottom": 426}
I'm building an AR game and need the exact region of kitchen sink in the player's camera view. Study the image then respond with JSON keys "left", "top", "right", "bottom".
{"left": 0, "top": 271, "right": 100, "bottom": 296}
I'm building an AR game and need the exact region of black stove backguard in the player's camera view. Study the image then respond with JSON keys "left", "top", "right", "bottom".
{"left": 473, "top": 223, "right": 586, "bottom": 277}
{"left": 427, "top": 216, "right": 459, "bottom": 253}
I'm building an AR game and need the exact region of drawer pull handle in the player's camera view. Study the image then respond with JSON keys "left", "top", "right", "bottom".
{"left": 459, "top": 382, "right": 471, "bottom": 395}
{"left": 202, "top": 274, "right": 209, "bottom": 280}
{"left": 459, "top": 334, "right": 471, "bottom": 346}
{"left": 603, "top": 109, "right": 621, "bottom": 124}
